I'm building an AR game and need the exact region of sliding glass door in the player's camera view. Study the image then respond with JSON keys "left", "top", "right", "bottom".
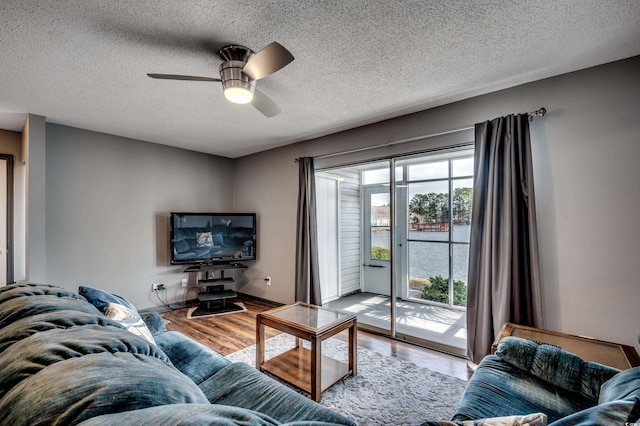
{"left": 318, "top": 147, "right": 473, "bottom": 356}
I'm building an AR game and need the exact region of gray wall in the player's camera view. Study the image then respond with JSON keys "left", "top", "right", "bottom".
{"left": 45, "top": 124, "right": 234, "bottom": 309}
{"left": 23, "top": 115, "right": 47, "bottom": 281}
{"left": 234, "top": 56, "right": 640, "bottom": 349}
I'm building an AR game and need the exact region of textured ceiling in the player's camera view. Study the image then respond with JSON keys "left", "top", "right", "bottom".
{"left": 1, "top": 1, "right": 639, "bottom": 158}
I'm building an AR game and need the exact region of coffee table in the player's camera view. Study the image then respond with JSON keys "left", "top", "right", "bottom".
{"left": 256, "top": 302, "right": 357, "bottom": 402}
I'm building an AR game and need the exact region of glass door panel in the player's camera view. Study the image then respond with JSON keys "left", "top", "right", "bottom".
{"left": 408, "top": 241, "right": 450, "bottom": 302}
{"left": 452, "top": 244, "right": 469, "bottom": 307}
{"left": 394, "top": 150, "right": 473, "bottom": 356}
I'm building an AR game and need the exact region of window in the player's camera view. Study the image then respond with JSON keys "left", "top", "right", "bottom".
{"left": 399, "top": 150, "right": 474, "bottom": 307}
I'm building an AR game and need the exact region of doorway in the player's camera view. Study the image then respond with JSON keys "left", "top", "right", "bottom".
{"left": 362, "top": 185, "right": 390, "bottom": 296}
{"left": 0, "top": 155, "right": 14, "bottom": 285}
{"left": 319, "top": 148, "right": 472, "bottom": 356}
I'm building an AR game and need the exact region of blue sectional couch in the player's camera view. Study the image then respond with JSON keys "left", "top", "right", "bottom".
{"left": 426, "top": 336, "right": 640, "bottom": 425}
{"left": 0, "top": 282, "right": 356, "bottom": 425}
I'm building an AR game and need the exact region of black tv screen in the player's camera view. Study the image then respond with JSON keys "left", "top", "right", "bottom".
{"left": 170, "top": 212, "right": 256, "bottom": 264}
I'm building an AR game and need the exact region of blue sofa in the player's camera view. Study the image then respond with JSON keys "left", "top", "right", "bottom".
{"left": 434, "top": 336, "right": 640, "bottom": 425}
{"left": 0, "top": 282, "right": 356, "bottom": 425}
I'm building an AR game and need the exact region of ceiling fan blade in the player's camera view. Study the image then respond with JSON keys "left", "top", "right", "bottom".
{"left": 147, "top": 73, "right": 221, "bottom": 82}
{"left": 243, "top": 42, "right": 294, "bottom": 80}
{"left": 251, "top": 89, "right": 281, "bottom": 118}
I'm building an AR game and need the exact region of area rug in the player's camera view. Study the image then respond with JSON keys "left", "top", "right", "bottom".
{"left": 186, "top": 302, "right": 247, "bottom": 319}
{"left": 226, "top": 334, "right": 467, "bottom": 426}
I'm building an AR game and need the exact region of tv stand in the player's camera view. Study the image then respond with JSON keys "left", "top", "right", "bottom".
{"left": 185, "top": 263, "right": 248, "bottom": 317}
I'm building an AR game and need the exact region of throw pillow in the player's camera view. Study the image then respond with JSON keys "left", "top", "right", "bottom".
{"left": 174, "top": 239, "right": 191, "bottom": 253}
{"left": 421, "top": 412, "right": 547, "bottom": 426}
{"left": 104, "top": 303, "right": 155, "bottom": 345}
{"left": 599, "top": 367, "right": 640, "bottom": 403}
{"left": 547, "top": 396, "right": 640, "bottom": 425}
{"left": 79, "top": 285, "right": 136, "bottom": 312}
{"left": 196, "top": 231, "right": 213, "bottom": 248}
{"left": 212, "top": 232, "right": 224, "bottom": 246}
{"left": 78, "top": 286, "right": 156, "bottom": 345}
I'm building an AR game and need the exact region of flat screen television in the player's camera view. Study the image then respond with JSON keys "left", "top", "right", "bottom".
{"left": 170, "top": 212, "right": 257, "bottom": 264}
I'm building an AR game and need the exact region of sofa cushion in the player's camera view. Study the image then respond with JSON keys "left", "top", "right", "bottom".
{"left": 0, "top": 310, "right": 124, "bottom": 354}
{"left": 0, "top": 352, "right": 209, "bottom": 426}
{"left": 198, "top": 361, "right": 357, "bottom": 425}
{"left": 74, "top": 403, "right": 284, "bottom": 426}
{"left": 547, "top": 396, "right": 640, "bottom": 426}
{"left": 154, "top": 330, "right": 232, "bottom": 385}
{"left": 0, "top": 324, "right": 170, "bottom": 399}
{"left": 0, "top": 282, "right": 86, "bottom": 305}
{"left": 0, "top": 294, "right": 101, "bottom": 329}
{"left": 495, "top": 336, "right": 619, "bottom": 400}
{"left": 599, "top": 367, "right": 640, "bottom": 403}
{"left": 79, "top": 285, "right": 156, "bottom": 345}
{"left": 451, "top": 355, "right": 593, "bottom": 423}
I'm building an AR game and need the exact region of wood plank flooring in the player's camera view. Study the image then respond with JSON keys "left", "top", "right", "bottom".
{"left": 161, "top": 298, "right": 474, "bottom": 381}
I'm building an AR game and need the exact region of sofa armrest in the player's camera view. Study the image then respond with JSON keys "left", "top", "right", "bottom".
{"left": 496, "top": 336, "right": 619, "bottom": 400}
{"left": 154, "top": 331, "right": 231, "bottom": 385}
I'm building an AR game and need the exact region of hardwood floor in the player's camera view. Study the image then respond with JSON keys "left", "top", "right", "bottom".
{"left": 162, "top": 299, "right": 281, "bottom": 355}
{"left": 161, "top": 298, "right": 474, "bottom": 381}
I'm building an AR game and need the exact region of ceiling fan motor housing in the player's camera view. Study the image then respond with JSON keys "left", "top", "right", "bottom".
{"left": 218, "top": 45, "right": 256, "bottom": 101}
{"left": 219, "top": 60, "right": 256, "bottom": 94}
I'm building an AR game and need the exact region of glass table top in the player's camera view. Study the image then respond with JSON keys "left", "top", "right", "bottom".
{"left": 263, "top": 303, "right": 352, "bottom": 331}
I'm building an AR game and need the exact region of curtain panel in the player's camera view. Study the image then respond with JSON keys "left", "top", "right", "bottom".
{"left": 295, "top": 157, "right": 322, "bottom": 305}
{"left": 467, "top": 114, "right": 543, "bottom": 363}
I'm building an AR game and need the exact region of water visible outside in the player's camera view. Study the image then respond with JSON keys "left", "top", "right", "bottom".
{"left": 371, "top": 225, "right": 470, "bottom": 306}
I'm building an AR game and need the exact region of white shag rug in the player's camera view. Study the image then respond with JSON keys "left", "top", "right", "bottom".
{"left": 226, "top": 333, "right": 467, "bottom": 426}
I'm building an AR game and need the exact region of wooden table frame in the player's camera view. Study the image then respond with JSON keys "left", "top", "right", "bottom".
{"left": 492, "top": 322, "right": 640, "bottom": 370}
{"left": 256, "top": 302, "right": 357, "bottom": 402}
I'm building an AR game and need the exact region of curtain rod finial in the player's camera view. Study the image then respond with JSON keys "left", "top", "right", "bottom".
{"left": 528, "top": 107, "right": 547, "bottom": 121}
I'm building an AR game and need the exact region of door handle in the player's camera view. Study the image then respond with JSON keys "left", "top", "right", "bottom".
{"left": 363, "top": 264, "right": 386, "bottom": 268}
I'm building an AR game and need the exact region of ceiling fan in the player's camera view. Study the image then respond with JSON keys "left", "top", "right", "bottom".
{"left": 147, "top": 42, "right": 294, "bottom": 117}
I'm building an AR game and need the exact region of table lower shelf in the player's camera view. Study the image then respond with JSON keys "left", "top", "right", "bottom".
{"left": 260, "top": 347, "right": 351, "bottom": 394}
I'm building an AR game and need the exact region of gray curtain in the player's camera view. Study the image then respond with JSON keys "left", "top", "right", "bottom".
{"left": 466, "top": 114, "right": 543, "bottom": 364}
{"left": 295, "top": 157, "right": 322, "bottom": 305}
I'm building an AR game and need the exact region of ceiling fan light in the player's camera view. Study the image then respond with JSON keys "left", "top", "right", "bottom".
{"left": 224, "top": 87, "right": 254, "bottom": 104}
{"left": 220, "top": 59, "right": 256, "bottom": 105}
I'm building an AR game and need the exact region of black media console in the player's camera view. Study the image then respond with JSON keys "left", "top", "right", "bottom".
{"left": 184, "top": 263, "right": 248, "bottom": 317}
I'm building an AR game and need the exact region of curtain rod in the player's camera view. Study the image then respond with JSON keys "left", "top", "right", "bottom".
{"left": 295, "top": 107, "right": 546, "bottom": 163}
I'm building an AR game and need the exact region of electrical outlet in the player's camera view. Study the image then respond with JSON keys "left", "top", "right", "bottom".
{"left": 181, "top": 278, "right": 188, "bottom": 288}
{"left": 152, "top": 283, "right": 160, "bottom": 291}
{"left": 265, "top": 277, "right": 271, "bottom": 286}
